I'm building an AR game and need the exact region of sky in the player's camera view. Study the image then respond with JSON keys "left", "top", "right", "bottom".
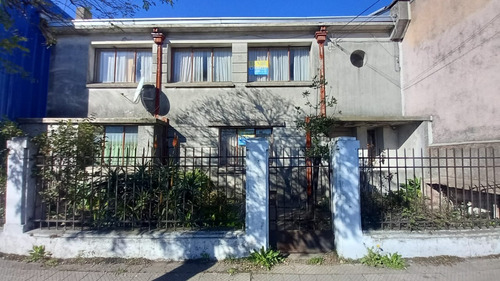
{"left": 138, "top": 0, "right": 394, "bottom": 18}
{"left": 65, "top": 0, "right": 395, "bottom": 19}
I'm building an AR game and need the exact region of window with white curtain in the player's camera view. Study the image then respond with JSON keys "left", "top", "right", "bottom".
{"left": 95, "top": 49, "right": 152, "bottom": 83}
{"left": 103, "top": 126, "right": 138, "bottom": 165}
{"left": 248, "top": 47, "right": 310, "bottom": 82}
{"left": 171, "top": 48, "right": 232, "bottom": 82}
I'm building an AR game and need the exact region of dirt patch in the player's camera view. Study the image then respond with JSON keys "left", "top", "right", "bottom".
{"left": 0, "top": 252, "right": 28, "bottom": 262}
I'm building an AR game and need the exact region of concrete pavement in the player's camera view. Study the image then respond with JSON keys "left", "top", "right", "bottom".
{"left": 0, "top": 255, "right": 499, "bottom": 281}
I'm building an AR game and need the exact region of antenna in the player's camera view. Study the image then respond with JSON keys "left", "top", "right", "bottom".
{"left": 133, "top": 77, "right": 145, "bottom": 103}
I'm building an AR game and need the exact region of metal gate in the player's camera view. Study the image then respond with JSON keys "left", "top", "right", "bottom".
{"left": 269, "top": 147, "right": 333, "bottom": 253}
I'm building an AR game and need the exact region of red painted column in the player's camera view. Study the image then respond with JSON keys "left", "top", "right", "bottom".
{"left": 315, "top": 26, "right": 328, "bottom": 117}
{"left": 151, "top": 28, "right": 165, "bottom": 117}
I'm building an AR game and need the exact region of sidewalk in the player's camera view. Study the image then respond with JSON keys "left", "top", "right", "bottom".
{"left": 0, "top": 255, "right": 499, "bottom": 281}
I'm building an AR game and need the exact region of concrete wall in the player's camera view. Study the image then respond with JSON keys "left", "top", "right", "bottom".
{"left": 47, "top": 26, "right": 406, "bottom": 148}
{"left": 402, "top": 0, "right": 500, "bottom": 145}
{"left": 363, "top": 229, "right": 500, "bottom": 258}
{"left": 326, "top": 40, "right": 402, "bottom": 116}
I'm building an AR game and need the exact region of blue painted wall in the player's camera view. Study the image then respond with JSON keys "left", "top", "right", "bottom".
{"left": 0, "top": 6, "right": 52, "bottom": 120}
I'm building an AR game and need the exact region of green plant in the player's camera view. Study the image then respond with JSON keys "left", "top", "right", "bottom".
{"left": 294, "top": 76, "right": 340, "bottom": 160}
{"left": 26, "top": 245, "right": 51, "bottom": 262}
{"left": 360, "top": 246, "right": 406, "bottom": 269}
{"left": 200, "top": 252, "right": 211, "bottom": 261}
{"left": 33, "top": 120, "right": 104, "bottom": 221}
{"left": 227, "top": 267, "right": 237, "bottom": 275}
{"left": 248, "top": 247, "right": 285, "bottom": 270}
{"left": 307, "top": 256, "right": 324, "bottom": 265}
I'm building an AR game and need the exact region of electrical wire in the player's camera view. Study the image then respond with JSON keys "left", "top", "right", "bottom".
{"left": 404, "top": 11, "right": 500, "bottom": 88}
{"left": 332, "top": 0, "right": 383, "bottom": 43}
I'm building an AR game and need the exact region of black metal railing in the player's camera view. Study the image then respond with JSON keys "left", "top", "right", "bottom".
{"left": 360, "top": 147, "right": 500, "bottom": 231}
{"left": 269, "top": 147, "right": 331, "bottom": 232}
{"left": 33, "top": 147, "right": 246, "bottom": 231}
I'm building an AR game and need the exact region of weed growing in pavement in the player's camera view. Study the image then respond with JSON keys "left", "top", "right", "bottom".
{"left": 26, "top": 245, "right": 51, "bottom": 262}
{"left": 248, "top": 247, "right": 285, "bottom": 270}
{"left": 227, "top": 267, "right": 238, "bottom": 275}
{"left": 307, "top": 256, "right": 324, "bottom": 265}
{"left": 360, "top": 245, "right": 406, "bottom": 269}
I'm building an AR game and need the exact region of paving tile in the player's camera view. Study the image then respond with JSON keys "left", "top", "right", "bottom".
{"left": 199, "top": 272, "right": 251, "bottom": 281}
{"left": 150, "top": 272, "right": 201, "bottom": 281}
{"left": 27, "top": 270, "right": 59, "bottom": 281}
{"left": 315, "top": 274, "right": 337, "bottom": 281}
{"left": 363, "top": 273, "right": 445, "bottom": 281}
{"left": 42, "top": 271, "right": 72, "bottom": 281}
{"left": 251, "top": 273, "right": 285, "bottom": 281}
{"left": 77, "top": 272, "right": 106, "bottom": 281}
{"left": 0, "top": 267, "right": 38, "bottom": 280}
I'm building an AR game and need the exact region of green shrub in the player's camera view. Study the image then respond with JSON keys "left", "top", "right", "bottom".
{"left": 26, "top": 245, "right": 51, "bottom": 262}
{"left": 248, "top": 247, "right": 285, "bottom": 270}
{"left": 360, "top": 246, "right": 406, "bottom": 269}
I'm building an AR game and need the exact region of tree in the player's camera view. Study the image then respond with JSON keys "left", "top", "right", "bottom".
{"left": 0, "top": 0, "right": 173, "bottom": 74}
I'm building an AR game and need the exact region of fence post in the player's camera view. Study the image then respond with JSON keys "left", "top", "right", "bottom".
{"left": 330, "top": 137, "right": 366, "bottom": 259}
{"left": 3, "top": 137, "right": 36, "bottom": 234}
{"left": 245, "top": 138, "right": 269, "bottom": 250}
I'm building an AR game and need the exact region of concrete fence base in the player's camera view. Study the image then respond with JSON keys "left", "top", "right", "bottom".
{"left": 0, "top": 229, "right": 252, "bottom": 260}
{"left": 363, "top": 229, "right": 500, "bottom": 258}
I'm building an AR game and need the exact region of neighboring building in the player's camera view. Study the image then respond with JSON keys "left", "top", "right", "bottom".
{"left": 401, "top": 0, "right": 500, "bottom": 149}
{"left": 0, "top": 2, "right": 69, "bottom": 120}
{"left": 33, "top": 0, "right": 427, "bottom": 156}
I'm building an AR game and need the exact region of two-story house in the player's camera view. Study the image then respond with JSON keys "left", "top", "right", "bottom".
{"left": 23, "top": 0, "right": 428, "bottom": 159}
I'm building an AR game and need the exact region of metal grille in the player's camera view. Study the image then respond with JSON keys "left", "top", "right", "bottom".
{"left": 360, "top": 147, "right": 500, "bottom": 230}
{"left": 33, "top": 147, "right": 246, "bottom": 231}
{"left": 269, "top": 147, "right": 331, "bottom": 232}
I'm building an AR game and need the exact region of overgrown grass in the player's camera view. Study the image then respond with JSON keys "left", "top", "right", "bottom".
{"left": 360, "top": 246, "right": 406, "bottom": 269}
{"left": 248, "top": 247, "right": 285, "bottom": 270}
{"left": 306, "top": 256, "right": 324, "bottom": 265}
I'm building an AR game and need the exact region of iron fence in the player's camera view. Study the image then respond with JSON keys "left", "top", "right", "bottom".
{"left": 33, "top": 147, "right": 246, "bottom": 231}
{"left": 269, "top": 147, "right": 331, "bottom": 232}
{"left": 360, "top": 147, "right": 500, "bottom": 231}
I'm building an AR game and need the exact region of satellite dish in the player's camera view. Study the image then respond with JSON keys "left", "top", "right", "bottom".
{"left": 132, "top": 77, "right": 145, "bottom": 103}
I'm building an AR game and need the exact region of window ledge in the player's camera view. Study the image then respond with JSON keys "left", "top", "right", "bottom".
{"left": 245, "top": 81, "right": 312, "bottom": 87}
{"left": 86, "top": 83, "right": 154, "bottom": 89}
{"left": 164, "top": 82, "right": 235, "bottom": 88}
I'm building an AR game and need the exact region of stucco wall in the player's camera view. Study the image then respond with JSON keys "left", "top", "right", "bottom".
{"left": 402, "top": 0, "right": 500, "bottom": 144}
{"left": 47, "top": 26, "right": 404, "bottom": 147}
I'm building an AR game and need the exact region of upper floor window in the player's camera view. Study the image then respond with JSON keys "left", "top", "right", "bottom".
{"left": 95, "top": 49, "right": 152, "bottom": 83}
{"left": 248, "top": 47, "right": 309, "bottom": 82}
{"left": 171, "top": 48, "right": 232, "bottom": 82}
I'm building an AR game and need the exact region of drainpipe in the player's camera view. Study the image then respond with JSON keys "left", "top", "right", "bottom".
{"left": 315, "top": 26, "right": 328, "bottom": 117}
{"left": 151, "top": 28, "right": 165, "bottom": 117}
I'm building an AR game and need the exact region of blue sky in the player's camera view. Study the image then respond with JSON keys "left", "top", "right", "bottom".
{"left": 68, "top": 0, "right": 394, "bottom": 18}
{"left": 136, "top": 0, "right": 393, "bottom": 18}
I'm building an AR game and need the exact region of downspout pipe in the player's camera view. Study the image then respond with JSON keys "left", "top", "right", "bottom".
{"left": 151, "top": 28, "right": 165, "bottom": 117}
{"left": 315, "top": 26, "right": 328, "bottom": 117}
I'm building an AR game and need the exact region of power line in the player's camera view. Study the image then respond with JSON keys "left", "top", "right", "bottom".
{"left": 403, "top": 28, "right": 500, "bottom": 90}
{"left": 332, "top": 0, "right": 382, "bottom": 42}
{"left": 404, "top": 11, "right": 500, "bottom": 87}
